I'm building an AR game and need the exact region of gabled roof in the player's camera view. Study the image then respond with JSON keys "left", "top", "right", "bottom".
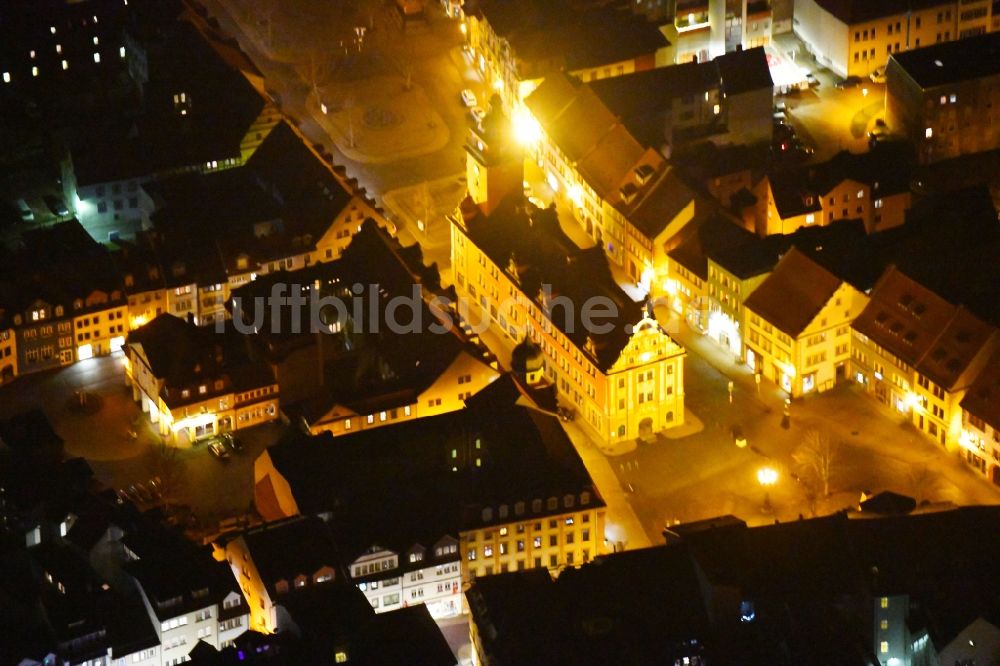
{"left": 744, "top": 248, "right": 844, "bottom": 337}
{"left": 238, "top": 515, "right": 341, "bottom": 595}
{"left": 460, "top": 194, "right": 649, "bottom": 372}
{"left": 125, "top": 314, "right": 275, "bottom": 407}
{"left": 959, "top": 347, "right": 1000, "bottom": 431}
{"left": 852, "top": 267, "right": 996, "bottom": 389}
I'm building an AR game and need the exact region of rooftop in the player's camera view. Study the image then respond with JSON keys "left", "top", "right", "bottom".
{"left": 257, "top": 375, "right": 603, "bottom": 558}
{"left": 852, "top": 266, "right": 996, "bottom": 390}
{"left": 744, "top": 247, "right": 845, "bottom": 337}
{"left": 890, "top": 30, "right": 1000, "bottom": 89}
{"left": 813, "top": 0, "right": 950, "bottom": 25}
{"left": 960, "top": 347, "right": 1000, "bottom": 432}
{"left": 236, "top": 515, "right": 341, "bottom": 596}
{"left": 458, "top": 194, "right": 660, "bottom": 372}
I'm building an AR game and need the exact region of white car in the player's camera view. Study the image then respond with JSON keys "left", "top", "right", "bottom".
{"left": 870, "top": 66, "right": 886, "bottom": 84}
{"left": 461, "top": 89, "right": 477, "bottom": 107}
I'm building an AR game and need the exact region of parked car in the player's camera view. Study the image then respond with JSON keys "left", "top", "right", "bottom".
{"left": 133, "top": 482, "right": 154, "bottom": 504}
{"left": 148, "top": 477, "right": 163, "bottom": 500}
{"left": 869, "top": 66, "right": 886, "bottom": 83}
{"left": 732, "top": 425, "right": 747, "bottom": 448}
{"left": 805, "top": 72, "right": 819, "bottom": 87}
{"left": 774, "top": 101, "right": 787, "bottom": 113}
{"left": 125, "top": 485, "right": 144, "bottom": 504}
{"left": 470, "top": 105, "right": 487, "bottom": 125}
{"left": 460, "top": 89, "right": 477, "bottom": 107}
{"left": 208, "top": 440, "right": 231, "bottom": 460}
{"left": 868, "top": 126, "right": 889, "bottom": 147}
{"left": 43, "top": 195, "right": 69, "bottom": 217}
{"left": 557, "top": 406, "right": 576, "bottom": 422}
{"left": 15, "top": 199, "right": 33, "bottom": 222}
{"left": 834, "top": 75, "right": 863, "bottom": 89}
{"left": 221, "top": 432, "right": 244, "bottom": 453}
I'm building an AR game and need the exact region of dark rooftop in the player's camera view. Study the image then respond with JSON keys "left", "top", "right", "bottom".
{"left": 236, "top": 515, "right": 342, "bottom": 596}
{"left": 459, "top": 195, "right": 655, "bottom": 372}
{"left": 257, "top": 374, "right": 603, "bottom": 558}
{"left": 890, "top": 30, "right": 1000, "bottom": 89}
{"left": 744, "top": 247, "right": 845, "bottom": 337}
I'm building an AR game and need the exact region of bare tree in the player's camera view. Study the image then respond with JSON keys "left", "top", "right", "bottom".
{"left": 792, "top": 430, "right": 842, "bottom": 497}
{"left": 150, "top": 441, "right": 186, "bottom": 510}
{"left": 907, "top": 464, "right": 941, "bottom": 505}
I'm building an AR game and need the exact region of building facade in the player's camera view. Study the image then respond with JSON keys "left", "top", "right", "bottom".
{"left": 885, "top": 32, "right": 1000, "bottom": 164}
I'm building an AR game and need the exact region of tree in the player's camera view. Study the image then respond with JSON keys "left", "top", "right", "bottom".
{"left": 907, "top": 464, "right": 941, "bottom": 505}
{"left": 150, "top": 441, "right": 185, "bottom": 510}
{"left": 792, "top": 430, "right": 842, "bottom": 497}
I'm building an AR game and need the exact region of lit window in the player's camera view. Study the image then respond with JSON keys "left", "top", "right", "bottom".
{"left": 875, "top": 199, "right": 883, "bottom": 208}
{"left": 950, "top": 94, "right": 956, "bottom": 103}
{"left": 32, "top": 66, "right": 39, "bottom": 77}
{"left": 119, "top": 46, "right": 126, "bottom": 58}
{"left": 925, "top": 127, "right": 933, "bottom": 138}
{"left": 344, "top": 419, "right": 351, "bottom": 430}
{"left": 713, "top": 103, "right": 720, "bottom": 114}
{"left": 880, "top": 620, "right": 888, "bottom": 630}
{"left": 62, "top": 60, "right": 68, "bottom": 70}
{"left": 50, "top": 26, "right": 56, "bottom": 34}
{"left": 940, "top": 95, "right": 947, "bottom": 105}
{"left": 379, "top": 411, "right": 386, "bottom": 422}
{"left": 856, "top": 190, "right": 864, "bottom": 198}
{"left": 2, "top": 72, "right": 9, "bottom": 83}
{"left": 499, "top": 527, "right": 508, "bottom": 536}
{"left": 93, "top": 52, "right": 101, "bottom": 63}
{"left": 880, "top": 597, "right": 889, "bottom": 608}
{"left": 880, "top": 641, "right": 888, "bottom": 653}
{"left": 805, "top": 213, "right": 815, "bottom": 224}
{"left": 56, "top": 44, "right": 62, "bottom": 54}
{"left": 93, "top": 36, "right": 99, "bottom": 45}
{"left": 30, "top": 50, "right": 35, "bottom": 59}
{"left": 335, "top": 651, "right": 348, "bottom": 664}
{"left": 366, "top": 414, "right": 374, "bottom": 424}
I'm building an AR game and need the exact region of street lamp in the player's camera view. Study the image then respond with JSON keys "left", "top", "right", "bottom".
{"left": 757, "top": 466, "right": 778, "bottom": 514}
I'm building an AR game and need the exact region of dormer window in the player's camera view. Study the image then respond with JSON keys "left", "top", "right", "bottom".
{"left": 634, "top": 164, "right": 655, "bottom": 185}
{"left": 619, "top": 182, "right": 638, "bottom": 204}
{"left": 31, "top": 309, "right": 45, "bottom": 321}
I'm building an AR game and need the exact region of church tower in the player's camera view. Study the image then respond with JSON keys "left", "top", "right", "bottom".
{"left": 465, "top": 101, "right": 524, "bottom": 216}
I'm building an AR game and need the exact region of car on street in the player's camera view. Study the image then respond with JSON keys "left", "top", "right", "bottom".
{"left": 834, "top": 75, "right": 863, "bottom": 89}
{"left": 805, "top": 72, "right": 819, "bottom": 87}
{"left": 208, "top": 440, "right": 231, "bottom": 460}
{"left": 221, "top": 432, "right": 244, "bottom": 454}
{"left": 16, "top": 199, "right": 33, "bottom": 222}
{"left": 133, "top": 482, "right": 154, "bottom": 504}
{"left": 869, "top": 66, "right": 886, "bottom": 83}
{"left": 868, "top": 126, "right": 889, "bottom": 147}
{"left": 43, "top": 195, "right": 69, "bottom": 217}
{"left": 732, "top": 425, "right": 747, "bottom": 448}
{"left": 460, "top": 89, "right": 477, "bottom": 107}
{"left": 774, "top": 101, "right": 787, "bottom": 113}
{"left": 470, "top": 105, "right": 487, "bottom": 124}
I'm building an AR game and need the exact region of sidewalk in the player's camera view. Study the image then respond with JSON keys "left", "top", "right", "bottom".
{"left": 563, "top": 420, "right": 654, "bottom": 551}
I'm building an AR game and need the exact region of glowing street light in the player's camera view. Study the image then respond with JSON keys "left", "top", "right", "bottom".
{"left": 757, "top": 466, "right": 778, "bottom": 514}
{"left": 512, "top": 107, "right": 541, "bottom": 146}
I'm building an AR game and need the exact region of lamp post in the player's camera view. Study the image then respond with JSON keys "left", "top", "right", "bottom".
{"left": 757, "top": 466, "right": 778, "bottom": 514}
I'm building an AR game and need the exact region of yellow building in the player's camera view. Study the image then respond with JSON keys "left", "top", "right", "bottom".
{"left": 465, "top": 1, "right": 670, "bottom": 110}
{"left": 0, "top": 326, "right": 15, "bottom": 383}
{"left": 71, "top": 293, "right": 128, "bottom": 360}
{"left": 958, "top": 348, "right": 1000, "bottom": 483}
{"left": 753, "top": 148, "right": 913, "bottom": 237}
{"left": 523, "top": 72, "right": 697, "bottom": 285}
{"left": 457, "top": 111, "right": 686, "bottom": 445}
{"left": 252, "top": 375, "right": 607, "bottom": 614}
{"left": 852, "top": 267, "right": 998, "bottom": 449}
{"left": 125, "top": 314, "right": 279, "bottom": 445}
{"left": 743, "top": 248, "right": 868, "bottom": 396}
{"left": 793, "top": 0, "right": 993, "bottom": 79}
